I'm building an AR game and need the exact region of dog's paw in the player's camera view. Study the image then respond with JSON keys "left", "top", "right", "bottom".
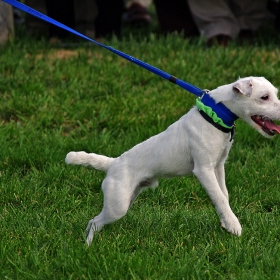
{"left": 220, "top": 214, "right": 242, "bottom": 236}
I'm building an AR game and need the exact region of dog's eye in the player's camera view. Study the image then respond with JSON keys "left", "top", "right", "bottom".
{"left": 261, "top": 95, "right": 269, "bottom": 100}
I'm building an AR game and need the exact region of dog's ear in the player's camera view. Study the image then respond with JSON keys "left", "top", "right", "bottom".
{"left": 209, "top": 79, "right": 253, "bottom": 103}
{"left": 232, "top": 79, "right": 253, "bottom": 97}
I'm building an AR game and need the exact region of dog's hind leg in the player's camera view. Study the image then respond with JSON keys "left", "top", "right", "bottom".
{"left": 85, "top": 177, "right": 133, "bottom": 245}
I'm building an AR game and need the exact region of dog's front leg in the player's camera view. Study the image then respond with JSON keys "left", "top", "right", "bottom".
{"left": 215, "top": 164, "right": 229, "bottom": 201}
{"left": 193, "top": 166, "right": 242, "bottom": 236}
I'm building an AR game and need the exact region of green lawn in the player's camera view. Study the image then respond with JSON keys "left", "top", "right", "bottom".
{"left": 1, "top": 24, "right": 280, "bottom": 279}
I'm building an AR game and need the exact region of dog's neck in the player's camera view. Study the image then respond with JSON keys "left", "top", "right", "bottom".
{"left": 196, "top": 93, "right": 238, "bottom": 141}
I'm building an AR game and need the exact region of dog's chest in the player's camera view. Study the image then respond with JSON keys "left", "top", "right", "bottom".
{"left": 215, "top": 140, "right": 233, "bottom": 164}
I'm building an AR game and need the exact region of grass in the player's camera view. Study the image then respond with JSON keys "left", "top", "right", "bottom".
{"left": 1, "top": 20, "right": 280, "bottom": 279}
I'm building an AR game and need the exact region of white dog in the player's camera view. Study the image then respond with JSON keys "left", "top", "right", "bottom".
{"left": 66, "top": 77, "right": 280, "bottom": 245}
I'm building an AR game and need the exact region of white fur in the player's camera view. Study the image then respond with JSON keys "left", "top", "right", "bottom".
{"left": 65, "top": 77, "right": 280, "bottom": 245}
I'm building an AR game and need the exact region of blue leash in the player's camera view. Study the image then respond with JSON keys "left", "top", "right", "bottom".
{"left": 3, "top": 0, "right": 204, "bottom": 97}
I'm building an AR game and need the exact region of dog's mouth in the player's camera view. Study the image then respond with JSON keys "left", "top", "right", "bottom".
{"left": 251, "top": 115, "right": 280, "bottom": 136}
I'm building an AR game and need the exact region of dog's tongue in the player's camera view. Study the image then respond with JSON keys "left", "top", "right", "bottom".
{"left": 264, "top": 119, "right": 280, "bottom": 134}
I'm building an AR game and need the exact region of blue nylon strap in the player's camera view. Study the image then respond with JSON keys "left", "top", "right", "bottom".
{"left": 200, "top": 93, "right": 238, "bottom": 127}
{"left": 3, "top": 0, "right": 204, "bottom": 97}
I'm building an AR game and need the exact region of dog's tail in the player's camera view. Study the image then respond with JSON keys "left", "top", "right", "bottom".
{"left": 65, "top": 151, "right": 115, "bottom": 172}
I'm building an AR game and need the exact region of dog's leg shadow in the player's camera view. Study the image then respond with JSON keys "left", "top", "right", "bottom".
{"left": 129, "top": 179, "right": 159, "bottom": 207}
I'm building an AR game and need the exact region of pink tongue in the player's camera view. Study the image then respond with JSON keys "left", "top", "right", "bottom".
{"left": 264, "top": 119, "right": 280, "bottom": 134}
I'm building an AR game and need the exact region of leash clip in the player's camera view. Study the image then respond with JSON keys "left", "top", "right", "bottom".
{"left": 199, "top": 89, "right": 209, "bottom": 100}
{"left": 229, "top": 123, "right": 236, "bottom": 142}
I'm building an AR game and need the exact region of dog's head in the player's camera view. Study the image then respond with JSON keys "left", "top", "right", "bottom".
{"left": 209, "top": 77, "right": 280, "bottom": 138}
